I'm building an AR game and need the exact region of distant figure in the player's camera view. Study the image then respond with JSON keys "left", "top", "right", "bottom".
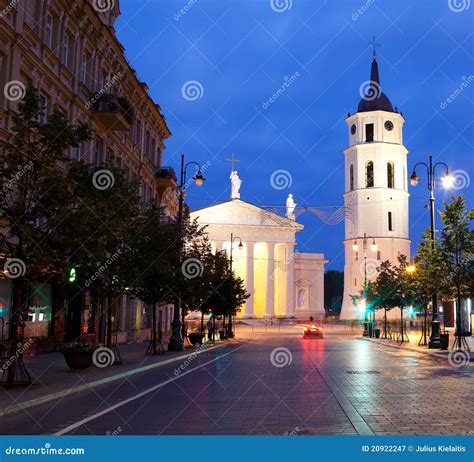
{"left": 309, "top": 316, "right": 314, "bottom": 324}
{"left": 286, "top": 193, "right": 296, "bottom": 219}
{"left": 230, "top": 170, "right": 242, "bottom": 199}
{"left": 206, "top": 317, "right": 214, "bottom": 342}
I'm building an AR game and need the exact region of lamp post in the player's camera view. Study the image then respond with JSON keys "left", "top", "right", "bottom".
{"left": 410, "top": 155, "right": 452, "bottom": 349}
{"left": 352, "top": 233, "right": 377, "bottom": 336}
{"left": 168, "top": 154, "right": 205, "bottom": 352}
{"left": 228, "top": 233, "right": 243, "bottom": 338}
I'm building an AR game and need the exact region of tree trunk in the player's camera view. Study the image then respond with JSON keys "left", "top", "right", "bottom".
{"left": 200, "top": 311, "right": 204, "bottom": 333}
{"left": 106, "top": 295, "right": 112, "bottom": 348}
{"left": 152, "top": 303, "right": 157, "bottom": 352}
{"left": 384, "top": 308, "right": 387, "bottom": 339}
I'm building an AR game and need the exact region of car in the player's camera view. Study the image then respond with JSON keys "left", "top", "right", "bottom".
{"left": 302, "top": 324, "right": 323, "bottom": 339}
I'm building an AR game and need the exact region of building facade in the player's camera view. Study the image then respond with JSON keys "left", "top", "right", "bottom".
{"left": 340, "top": 52, "right": 411, "bottom": 320}
{"left": 0, "top": 0, "right": 177, "bottom": 350}
{"left": 190, "top": 174, "right": 327, "bottom": 320}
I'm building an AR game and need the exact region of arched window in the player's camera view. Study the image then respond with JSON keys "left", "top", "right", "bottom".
{"left": 387, "top": 162, "right": 394, "bottom": 188}
{"left": 350, "top": 164, "right": 354, "bottom": 190}
{"left": 388, "top": 211, "right": 393, "bottom": 231}
{"left": 366, "top": 161, "right": 374, "bottom": 188}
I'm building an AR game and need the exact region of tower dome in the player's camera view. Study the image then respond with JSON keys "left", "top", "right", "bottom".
{"left": 357, "top": 55, "right": 395, "bottom": 113}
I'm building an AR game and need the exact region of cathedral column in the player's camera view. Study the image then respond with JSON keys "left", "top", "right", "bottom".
{"left": 285, "top": 244, "right": 295, "bottom": 318}
{"left": 243, "top": 242, "right": 254, "bottom": 318}
{"left": 265, "top": 243, "right": 275, "bottom": 317}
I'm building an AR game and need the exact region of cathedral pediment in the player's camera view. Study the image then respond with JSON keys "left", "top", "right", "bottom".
{"left": 190, "top": 199, "right": 303, "bottom": 230}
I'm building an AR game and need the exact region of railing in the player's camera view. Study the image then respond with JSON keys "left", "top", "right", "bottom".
{"left": 155, "top": 166, "right": 177, "bottom": 182}
{"left": 91, "top": 93, "right": 133, "bottom": 127}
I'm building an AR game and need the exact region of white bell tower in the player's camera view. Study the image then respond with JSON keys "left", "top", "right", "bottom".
{"left": 340, "top": 51, "right": 411, "bottom": 320}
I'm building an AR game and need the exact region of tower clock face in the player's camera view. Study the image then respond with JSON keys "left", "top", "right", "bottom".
{"left": 384, "top": 120, "right": 394, "bottom": 131}
{"left": 350, "top": 124, "right": 356, "bottom": 135}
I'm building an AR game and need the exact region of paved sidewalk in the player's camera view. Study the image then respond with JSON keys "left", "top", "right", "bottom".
{"left": 0, "top": 340, "right": 227, "bottom": 417}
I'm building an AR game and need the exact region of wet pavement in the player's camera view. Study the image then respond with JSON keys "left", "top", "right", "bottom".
{"left": 0, "top": 330, "right": 472, "bottom": 435}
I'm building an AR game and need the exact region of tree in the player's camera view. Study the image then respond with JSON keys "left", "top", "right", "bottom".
{"left": 0, "top": 88, "right": 90, "bottom": 385}
{"left": 373, "top": 260, "right": 398, "bottom": 338}
{"left": 437, "top": 195, "right": 474, "bottom": 350}
{"left": 324, "top": 270, "right": 344, "bottom": 315}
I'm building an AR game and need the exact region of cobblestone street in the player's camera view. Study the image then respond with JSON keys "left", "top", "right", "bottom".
{"left": 0, "top": 328, "right": 472, "bottom": 436}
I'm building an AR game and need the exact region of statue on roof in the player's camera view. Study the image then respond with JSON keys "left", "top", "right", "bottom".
{"left": 230, "top": 170, "right": 242, "bottom": 199}
{"left": 286, "top": 193, "right": 296, "bottom": 220}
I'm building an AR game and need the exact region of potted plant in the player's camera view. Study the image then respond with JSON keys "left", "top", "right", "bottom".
{"left": 58, "top": 342, "right": 96, "bottom": 370}
{"left": 188, "top": 331, "right": 205, "bottom": 346}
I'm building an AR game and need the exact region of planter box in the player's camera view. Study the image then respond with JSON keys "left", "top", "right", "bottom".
{"left": 62, "top": 351, "right": 93, "bottom": 370}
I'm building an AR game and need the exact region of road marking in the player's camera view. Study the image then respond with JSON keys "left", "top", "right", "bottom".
{"left": 0, "top": 342, "right": 229, "bottom": 418}
{"left": 54, "top": 342, "right": 248, "bottom": 435}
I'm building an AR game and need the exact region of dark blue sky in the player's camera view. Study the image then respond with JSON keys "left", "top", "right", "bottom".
{"left": 116, "top": 0, "right": 473, "bottom": 271}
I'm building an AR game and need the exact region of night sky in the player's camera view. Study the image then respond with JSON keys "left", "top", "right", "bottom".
{"left": 116, "top": 0, "right": 473, "bottom": 271}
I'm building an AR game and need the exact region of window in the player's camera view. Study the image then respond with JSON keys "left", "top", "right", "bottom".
{"left": 45, "top": 14, "right": 53, "bottom": 48}
{"left": 354, "top": 278, "right": 357, "bottom": 286}
{"left": 387, "top": 162, "right": 394, "bottom": 188}
{"left": 377, "top": 250, "right": 381, "bottom": 260}
{"left": 94, "top": 139, "right": 103, "bottom": 167}
{"left": 365, "top": 123, "right": 374, "bottom": 142}
{"left": 349, "top": 164, "right": 354, "bottom": 190}
{"left": 388, "top": 211, "right": 393, "bottom": 231}
{"left": 39, "top": 95, "right": 48, "bottom": 123}
{"left": 82, "top": 51, "right": 93, "bottom": 87}
{"left": 366, "top": 161, "right": 374, "bottom": 188}
{"left": 62, "top": 32, "right": 71, "bottom": 67}
{"left": 355, "top": 251, "right": 358, "bottom": 261}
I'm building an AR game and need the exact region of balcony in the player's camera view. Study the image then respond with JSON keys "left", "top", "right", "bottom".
{"left": 91, "top": 94, "right": 133, "bottom": 131}
{"left": 155, "top": 166, "right": 177, "bottom": 189}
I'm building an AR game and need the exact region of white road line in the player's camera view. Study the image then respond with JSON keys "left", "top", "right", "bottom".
{"left": 54, "top": 342, "right": 248, "bottom": 436}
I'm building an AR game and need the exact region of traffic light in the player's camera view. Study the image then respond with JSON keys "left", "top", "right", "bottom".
{"left": 68, "top": 267, "right": 77, "bottom": 283}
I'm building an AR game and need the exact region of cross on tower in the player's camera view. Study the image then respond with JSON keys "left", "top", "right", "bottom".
{"left": 225, "top": 153, "right": 240, "bottom": 172}
{"left": 369, "top": 36, "right": 380, "bottom": 58}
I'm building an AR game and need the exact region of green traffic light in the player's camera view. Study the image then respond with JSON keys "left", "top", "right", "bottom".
{"left": 69, "top": 267, "right": 76, "bottom": 282}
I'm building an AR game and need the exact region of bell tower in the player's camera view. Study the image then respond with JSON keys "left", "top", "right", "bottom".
{"left": 340, "top": 50, "right": 411, "bottom": 320}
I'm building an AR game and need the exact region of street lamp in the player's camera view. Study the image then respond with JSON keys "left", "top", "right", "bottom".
{"left": 227, "top": 233, "right": 243, "bottom": 338}
{"left": 169, "top": 154, "right": 206, "bottom": 352}
{"left": 410, "top": 155, "right": 451, "bottom": 349}
{"left": 352, "top": 233, "right": 377, "bottom": 336}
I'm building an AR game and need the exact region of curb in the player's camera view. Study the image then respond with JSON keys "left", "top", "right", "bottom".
{"left": 0, "top": 341, "right": 230, "bottom": 418}
{"left": 362, "top": 337, "right": 450, "bottom": 359}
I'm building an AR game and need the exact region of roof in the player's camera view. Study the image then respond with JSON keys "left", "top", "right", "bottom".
{"left": 357, "top": 55, "right": 395, "bottom": 113}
